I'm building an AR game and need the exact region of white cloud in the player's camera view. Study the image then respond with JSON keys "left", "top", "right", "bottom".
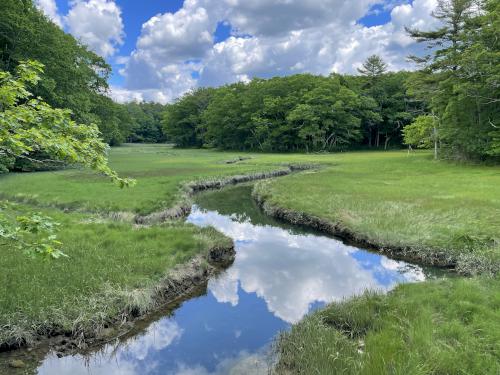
{"left": 116, "top": 0, "right": 440, "bottom": 103}
{"left": 223, "top": 0, "right": 375, "bottom": 36}
{"left": 66, "top": 0, "right": 124, "bottom": 58}
{"left": 35, "top": 0, "right": 63, "bottom": 27}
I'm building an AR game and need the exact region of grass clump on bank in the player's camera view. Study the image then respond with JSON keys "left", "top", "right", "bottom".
{"left": 0, "top": 202, "right": 231, "bottom": 348}
{"left": 275, "top": 276, "right": 500, "bottom": 375}
{"left": 254, "top": 151, "right": 500, "bottom": 275}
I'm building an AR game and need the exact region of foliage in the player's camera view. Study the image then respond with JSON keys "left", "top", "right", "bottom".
{"left": 0, "top": 0, "right": 109, "bottom": 124}
{"left": 164, "top": 74, "right": 399, "bottom": 152}
{"left": 0, "top": 0, "right": 167, "bottom": 147}
{"left": 163, "top": 88, "right": 214, "bottom": 147}
{"left": 407, "top": 0, "right": 500, "bottom": 160}
{"left": 126, "top": 102, "right": 166, "bottom": 143}
{"left": 356, "top": 54, "right": 388, "bottom": 77}
{"left": 403, "top": 115, "right": 438, "bottom": 149}
{"left": 0, "top": 203, "right": 65, "bottom": 258}
{"left": 0, "top": 60, "right": 132, "bottom": 186}
{"left": 0, "top": 60, "right": 133, "bottom": 257}
{"left": 346, "top": 69, "right": 415, "bottom": 149}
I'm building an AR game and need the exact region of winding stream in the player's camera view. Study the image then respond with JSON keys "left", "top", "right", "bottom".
{"left": 12, "top": 185, "right": 444, "bottom": 374}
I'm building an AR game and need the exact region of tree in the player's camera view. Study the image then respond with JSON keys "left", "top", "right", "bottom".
{"left": 126, "top": 102, "right": 166, "bottom": 143}
{"left": 163, "top": 88, "right": 214, "bottom": 147}
{"left": 0, "top": 0, "right": 135, "bottom": 146}
{"left": 403, "top": 115, "right": 440, "bottom": 159}
{"left": 406, "top": 0, "right": 499, "bottom": 160}
{"left": 357, "top": 55, "right": 388, "bottom": 79}
{"left": 0, "top": 61, "right": 133, "bottom": 257}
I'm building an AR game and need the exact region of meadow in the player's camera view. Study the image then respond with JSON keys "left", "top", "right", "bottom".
{"left": 0, "top": 144, "right": 323, "bottom": 215}
{"left": 1, "top": 144, "right": 499, "bottom": 374}
{"left": 254, "top": 151, "right": 500, "bottom": 275}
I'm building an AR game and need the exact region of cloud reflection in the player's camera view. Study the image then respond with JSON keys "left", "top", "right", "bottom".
{"left": 38, "top": 320, "right": 183, "bottom": 375}
{"left": 188, "top": 206, "right": 425, "bottom": 323}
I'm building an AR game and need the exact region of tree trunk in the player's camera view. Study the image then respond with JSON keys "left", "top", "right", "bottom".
{"left": 434, "top": 126, "right": 438, "bottom": 160}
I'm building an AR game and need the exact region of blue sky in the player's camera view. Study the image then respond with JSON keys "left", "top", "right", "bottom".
{"left": 39, "top": 0, "right": 434, "bottom": 103}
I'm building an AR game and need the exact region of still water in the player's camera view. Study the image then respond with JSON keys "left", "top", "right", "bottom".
{"left": 35, "top": 185, "right": 440, "bottom": 374}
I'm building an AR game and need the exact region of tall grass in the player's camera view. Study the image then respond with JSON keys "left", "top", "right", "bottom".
{"left": 254, "top": 151, "right": 500, "bottom": 274}
{"left": 0, "top": 203, "right": 231, "bottom": 347}
{"left": 275, "top": 276, "right": 500, "bottom": 374}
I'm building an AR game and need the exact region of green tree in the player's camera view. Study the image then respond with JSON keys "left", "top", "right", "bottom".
{"left": 163, "top": 88, "right": 214, "bottom": 147}
{"left": 357, "top": 55, "right": 388, "bottom": 79}
{"left": 0, "top": 61, "right": 133, "bottom": 257}
{"left": 0, "top": 0, "right": 134, "bottom": 145}
{"left": 403, "top": 115, "right": 440, "bottom": 158}
{"left": 407, "top": 0, "right": 499, "bottom": 160}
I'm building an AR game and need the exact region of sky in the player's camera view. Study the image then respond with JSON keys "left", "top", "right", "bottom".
{"left": 35, "top": 0, "right": 440, "bottom": 104}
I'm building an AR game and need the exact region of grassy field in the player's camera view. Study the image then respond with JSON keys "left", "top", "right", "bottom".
{"left": 1, "top": 144, "right": 499, "bottom": 372}
{"left": 0, "top": 202, "right": 231, "bottom": 347}
{"left": 0, "top": 144, "right": 323, "bottom": 215}
{"left": 275, "top": 276, "right": 500, "bottom": 375}
{"left": 254, "top": 151, "right": 500, "bottom": 275}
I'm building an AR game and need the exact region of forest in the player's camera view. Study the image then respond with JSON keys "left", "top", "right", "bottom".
{"left": 0, "top": 0, "right": 165, "bottom": 162}
{"left": 2, "top": 0, "right": 499, "bottom": 166}
{"left": 163, "top": 0, "right": 499, "bottom": 159}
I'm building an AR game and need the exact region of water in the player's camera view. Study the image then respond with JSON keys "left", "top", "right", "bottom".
{"left": 32, "top": 185, "right": 441, "bottom": 374}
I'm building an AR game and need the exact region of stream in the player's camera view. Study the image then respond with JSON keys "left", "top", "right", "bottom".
{"left": 8, "top": 185, "right": 445, "bottom": 374}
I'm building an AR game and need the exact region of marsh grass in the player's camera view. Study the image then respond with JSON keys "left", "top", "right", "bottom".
{"left": 0, "top": 203, "right": 231, "bottom": 348}
{"left": 275, "top": 276, "right": 500, "bottom": 375}
{"left": 2, "top": 144, "right": 499, "bottom": 365}
{"left": 254, "top": 151, "right": 500, "bottom": 274}
{"left": 0, "top": 144, "right": 325, "bottom": 215}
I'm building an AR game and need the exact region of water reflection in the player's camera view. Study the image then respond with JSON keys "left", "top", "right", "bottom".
{"left": 35, "top": 185, "right": 434, "bottom": 375}
{"left": 189, "top": 207, "right": 424, "bottom": 323}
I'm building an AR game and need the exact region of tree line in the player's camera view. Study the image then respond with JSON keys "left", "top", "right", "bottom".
{"left": 1, "top": 0, "right": 498, "bottom": 164}
{"left": 163, "top": 68, "right": 415, "bottom": 152}
{"left": 164, "top": 0, "right": 499, "bottom": 160}
{"left": 0, "top": 0, "right": 165, "bottom": 170}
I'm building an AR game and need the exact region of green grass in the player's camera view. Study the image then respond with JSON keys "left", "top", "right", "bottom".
{"left": 0, "top": 144, "right": 323, "bottom": 347}
{"left": 254, "top": 151, "right": 500, "bottom": 274}
{"left": 0, "top": 144, "right": 322, "bottom": 215}
{"left": 0, "top": 202, "right": 231, "bottom": 347}
{"left": 275, "top": 276, "right": 500, "bottom": 375}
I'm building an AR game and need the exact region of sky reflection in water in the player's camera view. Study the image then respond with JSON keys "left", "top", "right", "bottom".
{"left": 37, "top": 186, "right": 430, "bottom": 375}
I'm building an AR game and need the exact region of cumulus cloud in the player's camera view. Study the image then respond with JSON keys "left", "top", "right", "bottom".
{"left": 223, "top": 0, "right": 375, "bottom": 36}
{"left": 35, "top": 0, "right": 63, "bottom": 27}
{"left": 66, "top": 0, "right": 124, "bottom": 58}
{"left": 115, "top": 0, "right": 440, "bottom": 103}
